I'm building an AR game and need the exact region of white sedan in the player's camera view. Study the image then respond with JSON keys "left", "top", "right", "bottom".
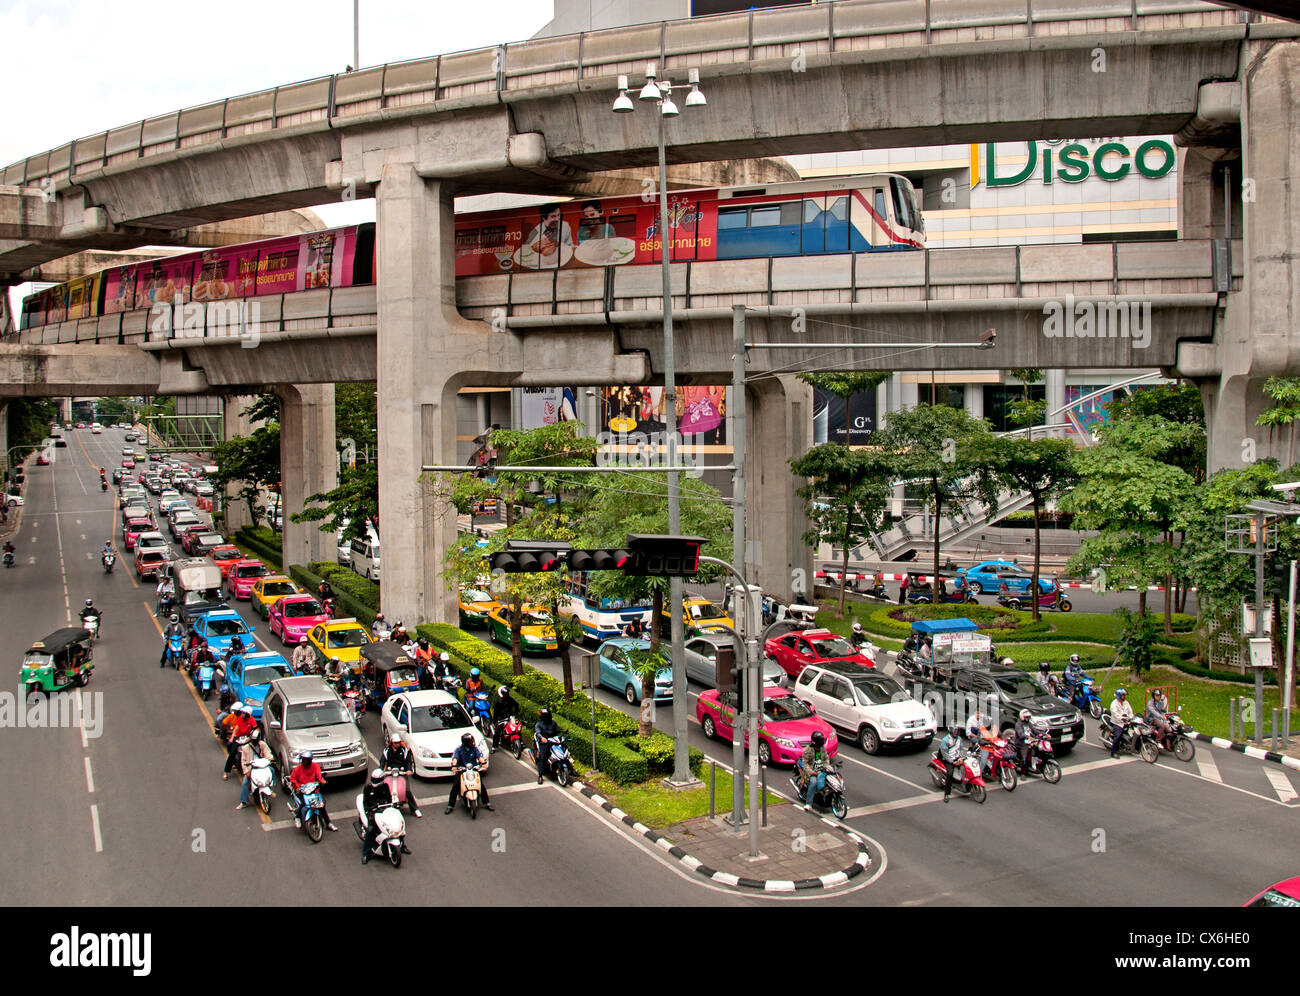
{"left": 5, "top": 493, "right": 23, "bottom": 507}
{"left": 380, "top": 690, "right": 490, "bottom": 779}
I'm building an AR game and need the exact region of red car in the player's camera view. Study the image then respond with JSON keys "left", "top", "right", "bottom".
{"left": 1244, "top": 876, "right": 1300, "bottom": 907}
{"left": 122, "top": 458, "right": 135, "bottom": 469}
{"left": 179, "top": 524, "right": 214, "bottom": 554}
{"left": 211, "top": 545, "right": 244, "bottom": 580}
{"left": 122, "top": 517, "right": 153, "bottom": 550}
{"left": 269, "top": 594, "right": 330, "bottom": 646}
{"left": 764, "top": 627, "right": 875, "bottom": 681}
{"left": 227, "top": 559, "right": 271, "bottom": 600}
{"left": 696, "top": 686, "right": 839, "bottom": 766}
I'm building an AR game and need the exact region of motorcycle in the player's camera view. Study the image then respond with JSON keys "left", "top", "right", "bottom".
{"left": 322, "top": 596, "right": 336, "bottom": 619}
{"left": 928, "top": 747, "right": 988, "bottom": 803}
{"left": 82, "top": 614, "right": 100, "bottom": 640}
{"left": 100, "top": 481, "right": 108, "bottom": 492}
{"left": 537, "top": 735, "right": 574, "bottom": 787}
{"left": 354, "top": 795, "right": 407, "bottom": 868}
{"left": 286, "top": 778, "right": 327, "bottom": 843}
{"left": 467, "top": 690, "right": 493, "bottom": 736}
{"left": 454, "top": 763, "right": 485, "bottom": 819}
{"left": 789, "top": 759, "right": 849, "bottom": 819}
{"left": 3, "top": 549, "right": 14, "bottom": 569}
{"left": 1058, "top": 674, "right": 1104, "bottom": 719}
{"left": 102, "top": 552, "right": 115, "bottom": 574}
{"left": 999, "top": 582, "right": 1072, "bottom": 613}
{"left": 1149, "top": 712, "right": 1196, "bottom": 762}
{"left": 1013, "top": 727, "right": 1062, "bottom": 783}
{"left": 975, "top": 735, "right": 1019, "bottom": 792}
{"left": 248, "top": 757, "right": 276, "bottom": 815}
{"left": 498, "top": 715, "right": 524, "bottom": 759}
{"left": 156, "top": 594, "right": 175, "bottom": 618}
{"left": 162, "top": 633, "right": 183, "bottom": 669}
{"left": 382, "top": 767, "right": 419, "bottom": 818}
{"left": 339, "top": 678, "right": 366, "bottom": 720}
{"left": 197, "top": 661, "right": 216, "bottom": 699}
{"left": 1098, "top": 714, "right": 1160, "bottom": 763}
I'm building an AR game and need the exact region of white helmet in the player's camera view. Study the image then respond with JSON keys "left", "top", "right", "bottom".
{"left": 1001, "top": 657, "right": 1015, "bottom": 667}
{"left": 852, "top": 622, "right": 862, "bottom": 632}
{"left": 440, "top": 652, "right": 450, "bottom": 662}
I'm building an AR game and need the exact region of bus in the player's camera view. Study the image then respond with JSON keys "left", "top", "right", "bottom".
{"left": 559, "top": 576, "right": 652, "bottom": 645}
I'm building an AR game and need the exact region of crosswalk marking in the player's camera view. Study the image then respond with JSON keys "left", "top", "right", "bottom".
{"left": 1195, "top": 751, "right": 1222, "bottom": 783}
{"left": 1265, "top": 768, "right": 1298, "bottom": 803}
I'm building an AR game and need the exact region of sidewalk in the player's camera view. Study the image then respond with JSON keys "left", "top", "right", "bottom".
{"left": 577, "top": 785, "right": 873, "bottom": 893}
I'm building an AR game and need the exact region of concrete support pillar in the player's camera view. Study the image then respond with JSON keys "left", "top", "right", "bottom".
{"left": 964, "top": 383, "right": 984, "bottom": 420}
{"left": 375, "top": 164, "right": 513, "bottom": 624}
{"left": 277, "top": 383, "right": 337, "bottom": 570}
{"left": 221, "top": 394, "right": 261, "bottom": 533}
{"left": 1046, "top": 369, "right": 1066, "bottom": 437}
{"left": 60, "top": 398, "right": 72, "bottom": 423}
{"left": 746, "top": 374, "right": 813, "bottom": 599}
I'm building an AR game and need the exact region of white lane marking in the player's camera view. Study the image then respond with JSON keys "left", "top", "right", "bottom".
{"left": 84, "top": 757, "right": 95, "bottom": 793}
{"left": 51, "top": 472, "right": 71, "bottom": 624}
{"left": 850, "top": 793, "right": 945, "bottom": 817}
{"left": 26, "top": 556, "right": 35, "bottom": 565}
{"left": 1196, "top": 751, "right": 1222, "bottom": 783}
{"left": 29, "top": 535, "right": 36, "bottom": 543}
{"left": 79, "top": 534, "right": 86, "bottom": 541}
{"left": 77, "top": 689, "right": 88, "bottom": 749}
{"left": 1265, "top": 768, "right": 1298, "bottom": 803}
{"left": 90, "top": 805, "right": 103, "bottom": 852}
{"left": 1153, "top": 753, "right": 1295, "bottom": 808}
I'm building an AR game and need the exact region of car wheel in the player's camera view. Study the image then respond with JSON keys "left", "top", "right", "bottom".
{"left": 625, "top": 684, "right": 637, "bottom": 705}
{"left": 858, "top": 726, "right": 880, "bottom": 755}
{"left": 757, "top": 739, "right": 772, "bottom": 765}
{"left": 701, "top": 715, "right": 717, "bottom": 740}
{"left": 968, "top": 581, "right": 982, "bottom": 594}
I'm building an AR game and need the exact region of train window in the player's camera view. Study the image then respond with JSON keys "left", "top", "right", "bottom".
{"left": 828, "top": 196, "right": 848, "bottom": 220}
{"left": 874, "top": 190, "right": 888, "bottom": 221}
{"left": 718, "top": 207, "right": 747, "bottom": 229}
{"left": 803, "top": 200, "right": 822, "bottom": 224}
{"left": 891, "top": 177, "right": 914, "bottom": 232}
{"left": 779, "top": 202, "right": 803, "bottom": 225}
{"left": 749, "top": 205, "right": 781, "bottom": 227}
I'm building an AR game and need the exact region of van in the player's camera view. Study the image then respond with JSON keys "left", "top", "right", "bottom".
{"left": 350, "top": 535, "right": 380, "bottom": 581}
{"left": 173, "top": 556, "right": 226, "bottom": 621}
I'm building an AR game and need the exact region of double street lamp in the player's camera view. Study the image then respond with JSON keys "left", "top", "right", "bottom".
{"left": 612, "top": 65, "right": 706, "bottom": 787}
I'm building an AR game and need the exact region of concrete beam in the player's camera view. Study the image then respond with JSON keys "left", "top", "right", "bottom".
{"left": 0, "top": 344, "right": 158, "bottom": 397}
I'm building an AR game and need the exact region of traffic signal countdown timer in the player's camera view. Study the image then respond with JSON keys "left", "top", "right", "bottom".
{"left": 487, "top": 534, "right": 707, "bottom": 577}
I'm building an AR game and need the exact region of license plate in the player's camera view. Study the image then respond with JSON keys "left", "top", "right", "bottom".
{"left": 1059, "top": 733, "right": 1073, "bottom": 743}
{"left": 319, "top": 759, "right": 341, "bottom": 770}
{"left": 545, "top": 644, "right": 557, "bottom": 651}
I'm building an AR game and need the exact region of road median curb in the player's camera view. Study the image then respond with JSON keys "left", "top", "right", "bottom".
{"left": 1185, "top": 731, "right": 1300, "bottom": 771}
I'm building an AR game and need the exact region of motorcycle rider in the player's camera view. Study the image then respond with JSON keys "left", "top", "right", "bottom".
{"left": 2, "top": 540, "right": 15, "bottom": 563}
{"left": 1108, "top": 688, "right": 1135, "bottom": 758}
{"left": 465, "top": 667, "right": 486, "bottom": 700}
{"left": 290, "top": 639, "right": 314, "bottom": 675}
{"left": 316, "top": 579, "right": 335, "bottom": 604}
{"left": 371, "top": 612, "right": 391, "bottom": 642}
{"left": 221, "top": 703, "right": 257, "bottom": 779}
{"left": 433, "top": 651, "right": 454, "bottom": 689}
{"left": 492, "top": 684, "right": 521, "bottom": 751}
{"left": 324, "top": 655, "right": 344, "bottom": 683}
{"left": 535, "top": 708, "right": 562, "bottom": 784}
{"left": 79, "top": 598, "right": 102, "bottom": 634}
{"left": 101, "top": 540, "right": 114, "bottom": 565}
{"left": 288, "top": 751, "right": 339, "bottom": 833}
{"left": 966, "top": 709, "right": 996, "bottom": 743}
{"left": 798, "top": 730, "right": 834, "bottom": 810}
{"left": 361, "top": 768, "right": 409, "bottom": 863}
{"left": 1145, "top": 688, "right": 1172, "bottom": 742}
{"left": 160, "top": 613, "right": 186, "bottom": 667}
{"left": 939, "top": 725, "right": 964, "bottom": 802}
{"left": 850, "top": 621, "right": 868, "bottom": 651}
{"left": 1013, "top": 708, "right": 1036, "bottom": 771}
{"left": 380, "top": 732, "right": 422, "bottom": 818}
{"left": 390, "top": 620, "right": 409, "bottom": 645}
{"left": 155, "top": 574, "right": 176, "bottom": 616}
{"left": 235, "top": 728, "right": 275, "bottom": 810}
{"left": 445, "top": 731, "right": 494, "bottom": 814}
{"left": 1063, "top": 654, "right": 1085, "bottom": 697}
{"left": 1034, "top": 661, "right": 1054, "bottom": 693}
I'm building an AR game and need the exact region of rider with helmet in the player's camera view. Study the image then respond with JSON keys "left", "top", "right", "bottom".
{"left": 222, "top": 704, "right": 257, "bottom": 779}
{"left": 939, "top": 725, "right": 965, "bottom": 802}
{"left": 433, "top": 651, "right": 454, "bottom": 688}
{"left": 1013, "top": 708, "right": 1037, "bottom": 770}
{"left": 160, "top": 613, "right": 185, "bottom": 667}
{"left": 289, "top": 750, "right": 338, "bottom": 832}
{"left": 360, "top": 768, "right": 403, "bottom": 863}
{"left": 850, "top": 621, "right": 868, "bottom": 651}
{"left": 1108, "top": 688, "right": 1135, "bottom": 757}
{"left": 1034, "top": 661, "right": 1054, "bottom": 694}
{"left": 445, "top": 731, "right": 493, "bottom": 814}
{"left": 464, "top": 667, "right": 486, "bottom": 700}
{"left": 492, "top": 684, "right": 522, "bottom": 750}
{"left": 324, "top": 655, "right": 344, "bottom": 682}
{"left": 380, "top": 732, "right": 421, "bottom": 818}
{"left": 370, "top": 612, "right": 390, "bottom": 642}
{"left": 1063, "top": 654, "right": 1085, "bottom": 696}
{"left": 535, "top": 708, "right": 562, "bottom": 783}
{"left": 1145, "top": 688, "right": 1171, "bottom": 741}
{"left": 235, "top": 728, "right": 275, "bottom": 810}
{"left": 79, "top": 598, "right": 102, "bottom": 634}
{"left": 799, "top": 730, "right": 834, "bottom": 809}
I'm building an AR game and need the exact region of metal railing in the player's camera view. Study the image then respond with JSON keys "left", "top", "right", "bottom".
{"left": 1, "top": 1, "right": 1277, "bottom": 187}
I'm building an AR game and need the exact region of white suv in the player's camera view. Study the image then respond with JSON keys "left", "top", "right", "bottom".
{"left": 794, "top": 662, "right": 936, "bottom": 755}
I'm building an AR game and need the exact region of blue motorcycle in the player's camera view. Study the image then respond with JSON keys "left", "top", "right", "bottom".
{"left": 163, "top": 633, "right": 184, "bottom": 670}
{"left": 197, "top": 662, "right": 216, "bottom": 701}
{"left": 286, "top": 779, "right": 327, "bottom": 843}
{"left": 538, "top": 735, "right": 574, "bottom": 787}
{"left": 467, "top": 690, "right": 492, "bottom": 738}
{"left": 1059, "top": 673, "right": 1104, "bottom": 719}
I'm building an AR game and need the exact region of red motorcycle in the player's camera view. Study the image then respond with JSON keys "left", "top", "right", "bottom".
{"left": 928, "top": 746, "right": 987, "bottom": 803}
{"left": 1014, "top": 727, "right": 1062, "bottom": 783}
{"left": 497, "top": 715, "right": 524, "bottom": 759}
{"left": 322, "top": 596, "right": 337, "bottom": 619}
{"left": 976, "top": 735, "right": 1019, "bottom": 792}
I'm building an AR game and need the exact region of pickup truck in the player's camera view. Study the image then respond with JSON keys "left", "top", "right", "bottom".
{"left": 894, "top": 661, "right": 1084, "bottom": 754}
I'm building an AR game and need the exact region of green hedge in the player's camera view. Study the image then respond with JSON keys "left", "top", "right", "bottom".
{"left": 288, "top": 563, "right": 378, "bottom": 626}
{"left": 234, "top": 526, "right": 282, "bottom": 572}
{"left": 416, "top": 621, "right": 703, "bottom": 784}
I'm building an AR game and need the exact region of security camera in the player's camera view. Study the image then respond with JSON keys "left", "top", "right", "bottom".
{"left": 978, "top": 328, "right": 997, "bottom": 349}
{"left": 1273, "top": 482, "right": 1300, "bottom": 493}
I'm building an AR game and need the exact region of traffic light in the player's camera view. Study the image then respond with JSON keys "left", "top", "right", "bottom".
{"left": 488, "top": 541, "right": 571, "bottom": 573}
{"left": 625, "top": 534, "right": 707, "bottom": 578}
{"left": 568, "top": 548, "right": 631, "bottom": 572}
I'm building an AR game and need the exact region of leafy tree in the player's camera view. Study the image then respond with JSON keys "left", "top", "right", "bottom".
{"left": 335, "top": 382, "right": 377, "bottom": 463}
{"left": 789, "top": 443, "right": 890, "bottom": 616}
{"left": 291, "top": 462, "right": 378, "bottom": 542}
{"left": 797, "top": 371, "right": 889, "bottom": 445}
{"left": 873, "top": 404, "right": 999, "bottom": 603}
{"left": 210, "top": 425, "right": 281, "bottom": 526}
{"left": 980, "top": 435, "right": 1077, "bottom": 621}
{"left": 1007, "top": 368, "right": 1046, "bottom": 439}
{"left": 1114, "top": 608, "right": 1159, "bottom": 679}
{"left": 623, "top": 644, "right": 671, "bottom": 736}
{"left": 1257, "top": 377, "right": 1300, "bottom": 469}
{"left": 1108, "top": 383, "right": 1206, "bottom": 484}
{"left": 4, "top": 398, "right": 56, "bottom": 485}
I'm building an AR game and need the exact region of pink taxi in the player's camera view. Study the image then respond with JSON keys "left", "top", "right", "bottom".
{"left": 696, "top": 685, "right": 839, "bottom": 766}
{"left": 268, "top": 594, "right": 329, "bottom": 646}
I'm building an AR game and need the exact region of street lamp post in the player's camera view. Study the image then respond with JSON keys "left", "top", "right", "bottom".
{"left": 613, "top": 65, "right": 706, "bottom": 787}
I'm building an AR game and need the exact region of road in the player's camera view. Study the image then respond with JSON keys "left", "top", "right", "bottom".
{"left": 0, "top": 426, "right": 1290, "bottom": 907}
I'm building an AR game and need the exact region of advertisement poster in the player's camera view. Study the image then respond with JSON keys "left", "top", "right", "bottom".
{"left": 813, "top": 386, "right": 879, "bottom": 446}
{"left": 601, "top": 386, "right": 726, "bottom": 444}
{"left": 520, "top": 386, "right": 577, "bottom": 429}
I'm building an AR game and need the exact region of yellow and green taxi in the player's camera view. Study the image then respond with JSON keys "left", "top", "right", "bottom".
{"left": 486, "top": 604, "right": 558, "bottom": 654}
{"left": 250, "top": 576, "right": 305, "bottom": 620}
{"left": 659, "top": 596, "right": 734, "bottom": 639}
{"left": 304, "top": 617, "right": 373, "bottom": 671}
{"left": 458, "top": 586, "right": 500, "bottom": 629}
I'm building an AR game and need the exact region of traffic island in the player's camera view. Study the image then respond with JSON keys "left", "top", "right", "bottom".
{"left": 577, "top": 783, "right": 873, "bottom": 893}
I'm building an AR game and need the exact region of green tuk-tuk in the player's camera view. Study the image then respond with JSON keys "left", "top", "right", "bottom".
{"left": 22, "top": 627, "right": 95, "bottom": 695}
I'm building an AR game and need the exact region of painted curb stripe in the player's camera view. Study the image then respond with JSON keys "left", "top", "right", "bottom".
{"left": 1186, "top": 731, "right": 1300, "bottom": 769}
{"left": 576, "top": 783, "right": 871, "bottom": 892}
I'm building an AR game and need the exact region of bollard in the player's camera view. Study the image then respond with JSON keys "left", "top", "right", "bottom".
{"left": 760, "top": 764, "right": 768, "bottom": 827}
{"left": 709, "top": 761, "right": 716, "bottom": 819}
{"left": 1229, "top": 696, "right": 1236, "bottom": 741}
{"left": 1274, "top": 709, "right": 1280, "bottom": 751}
{"left": 1286, "top": 709, "right": 1292, "bottom": 748}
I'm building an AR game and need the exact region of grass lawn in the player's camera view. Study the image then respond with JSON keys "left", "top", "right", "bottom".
{"left": 583, "top": 767, "right": 783, "bottom": 831}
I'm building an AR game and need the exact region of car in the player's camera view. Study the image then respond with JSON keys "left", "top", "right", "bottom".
{"left": 5, "top": 492, "right": 23, "bottom": 507}
{"left": 75, "top": 422, "right": 86, "bottom": 429}
{"left": 190, "top": 609, "right": 255, "bottom": 656}
{"left": 269, "top": 595, "right": 329, "bottom": 646}
{"left": 596, "top": 638, "right": 677, "bottom": 704}
{"left": 260, "top": 676, "right": 368, "bottom": 778}
{"left": 224, "top": 651, "right": 296, "bottom": 718}
{"left": 169, "top": 510, "right": 201, "bottom": 540}
{"left": 35, "top": 452, "right": 50, "bottom": 465}
{"left": 1244, "top": 877, "right": 1300, "bottom": 907}
{"left": 380, "top": 689, "right": 489, "bottom": 779}
{"left": 485, "top": 603, "right": 558, "bottom": 654}
{"left": 179, "top": 523, "right": 214, "bottom": 554}
{"left": 659, "top": 596, "right": 734, "bottom": 639}
{"left": 191, "top": 534, "right": 227, "bottom": 558}
{"left": 958, "top": 560, "right": 1020, "bottom": 595}
{"left": 122, "top": 518, "right": 153, "bottom": 550}
{"left": 763, "top": 627, "right": 875, "bottom": 682}
{"left": 194, "top": 482, "right": 215, "bottom": 499}
{"left": 135, "top": 530, "right": 170, "bottom": 555}
{"left": 120, "top": 503, "right": 152, "bottom": 526}
{"left": 303, "top": 617, "right": 372, "bottom": 670}
{"left": 144, "top": 477, "right": 163, "bottom": 494}
{"left": 53, "top": 438, "right": 68, "bottom": 448}
{"left": 121, "top": 446, "right": 133, "bottom": 457}
{"left": 696, "top": 686, "right": 839, "bottom": 766}
{"left": 91, "top": 425, "right": 102, "bottom": 434}
{"left": 210, "top": 545, "right": 245, "bottom": 579}
{"left": 682, "top": 632, "right": 786, "bottom": 687}
{"left": 251, "top": 576, "right": 305, "bottom": 620}
{"left": 793, "top": 662, "right": 936, "bottom": 754}
{"left": 134, "top": 547, "right": 169, "bottom": 582}
{"left": 121, "top": 458, "right": 135, "bottom": 469}
{"left": 227, "top": 559, "right": 272, "bottom": 600}
{"left": 457, "top": 586, "right": 499, "bottom": 629}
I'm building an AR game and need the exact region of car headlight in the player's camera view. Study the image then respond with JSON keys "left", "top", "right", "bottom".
{"left": 881, "top": 718, "right": 898, "bottom": 729}
{"left": 1072, "top": 711, "right": 1082, "bottom": 724}
{"left": 348, "top": 740, "right": 363, "bottom": 753}
{"left": 417, "top": 747, "right": 437, "bottom": 759}
{"left": 773, "top": 737, "right": 798, "bottom": 748}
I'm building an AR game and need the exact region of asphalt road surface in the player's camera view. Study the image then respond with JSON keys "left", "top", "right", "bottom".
{"left": 1, "top": 427, "right": 1289, "bottom": 907}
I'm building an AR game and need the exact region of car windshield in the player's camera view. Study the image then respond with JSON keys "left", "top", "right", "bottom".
{"left": 262, "top": 582, "right": 297, "bottom": 597}
{"left": 140, "top": 553, "right": 166, "bottom": 564}
{"left": 810, "top": 636, "right": 856, "bottom": 657}
{"left": 244, "top": 664, "right": 292, "bottom": 685}
{"left": 463, "top": 589, "right": 491, "bottom": 604}
{"left": 206, "top": 619, "right": 247, "bottom": 637}
{"left": 237, "top": 565, "right": 268, "bottom": 578}
{"left": 690, "top": 602, "right": 725, "bottom": 619}
{"left": 327, "top": 629, "right": 369, "bottom": 649}
{"left": 409, "top": 703, "right": 473, "bottom": 733}
{"left": 283, "top": 600, "right": 323, "bottom": 618}
{"left": 997, "top": 675, "right": 1041, "bottom": 699}
{"left": 23, "top": 652, "right": 53, "bottom": 669}
{"left": 854, "top": 675, "right": 905, "bottom": 705}
{"left": 521, "top": 613, "right": 552, "bottom": 627}
{"left": 763, "top": 695, "right": 815, "bottom": 722}
{"left": 213, "top": 549, "right": 241, "bottom": 561}
{"left": 388, "top": 665, "right": 419, "bottom": 685}
{"left": 286, "top": 700, "right": 352, "bottom": 729}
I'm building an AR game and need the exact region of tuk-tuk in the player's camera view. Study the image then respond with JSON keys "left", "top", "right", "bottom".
{"left": 358, "top": 642, "right": 421, "bottom": 707}
{"left": 899, "top": 572, "right": 978, "bottom": 605}
{"left": 21, "top": 628, "right": 95, "bottom": 695}
{"left": 897, "top": 618, "right": 994, "bottom": 680}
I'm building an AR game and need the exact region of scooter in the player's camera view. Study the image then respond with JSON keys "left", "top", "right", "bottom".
{"left": 339, "top": 678, "right": 366, "bottom": 720}
{"left": 467, "top": 690, "right": 493, "bottom": 736}
{"left": 498, "top": 715, "right": 524, "bottom": 759}
{"left": 82, "top": 614, "right": 100, "bottom": 640}
{"left": 454, "top": 763, "right": 485, "bottom": 820}
{"left": 1058, "top": 674, "right": 1104, "bottom": 719}
{"left": 928, "top": 747, "right": 988, "bottom": 803}
{"left": 383, "top": 767, "right": 420, "bottom": 818}
{"left": 1098, "top": 714, "right": 1160, "bottom": 763}
{"left": 789, "top": 759, "right": 849, "bottom": 819}
{"left": 537, "top": 735, "right": 574, "bottom": 786}
{"left": 285, "top": 778, "right": 327, "bottom": 843}
{"left": 999, "top": 582, "right": 1072, "bottom": 613}
{"left": 100, "top": 481, "right": 108, "bottom": 493}
{"left": 1013, "top": 727, "right": 1062, "bottom": 783}
{"left": 102, "top": 552, "right": 115, "bottom": 574}
{"left": 163, "top": 633, "right": 184, "bottom": 669}
{"left": 975, "top": 735, "right": 1019, "bottom": 792}
{"left": 322, "top": 596, "right": 336, "bottom": 619}
{"left": 197, "top": 661, "right": 216, "bottom": 699}
{"left": 1149, "top": 712, "right": 1196, "bottom": 762}
{"left": 354, "top": 796, "right": 407, "bottom": 868}
{"left": 3, "top": 548, "right": 14, "bottom": 569}
{"left": 249, "top": 757, "right": 276, "bottom": 815}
